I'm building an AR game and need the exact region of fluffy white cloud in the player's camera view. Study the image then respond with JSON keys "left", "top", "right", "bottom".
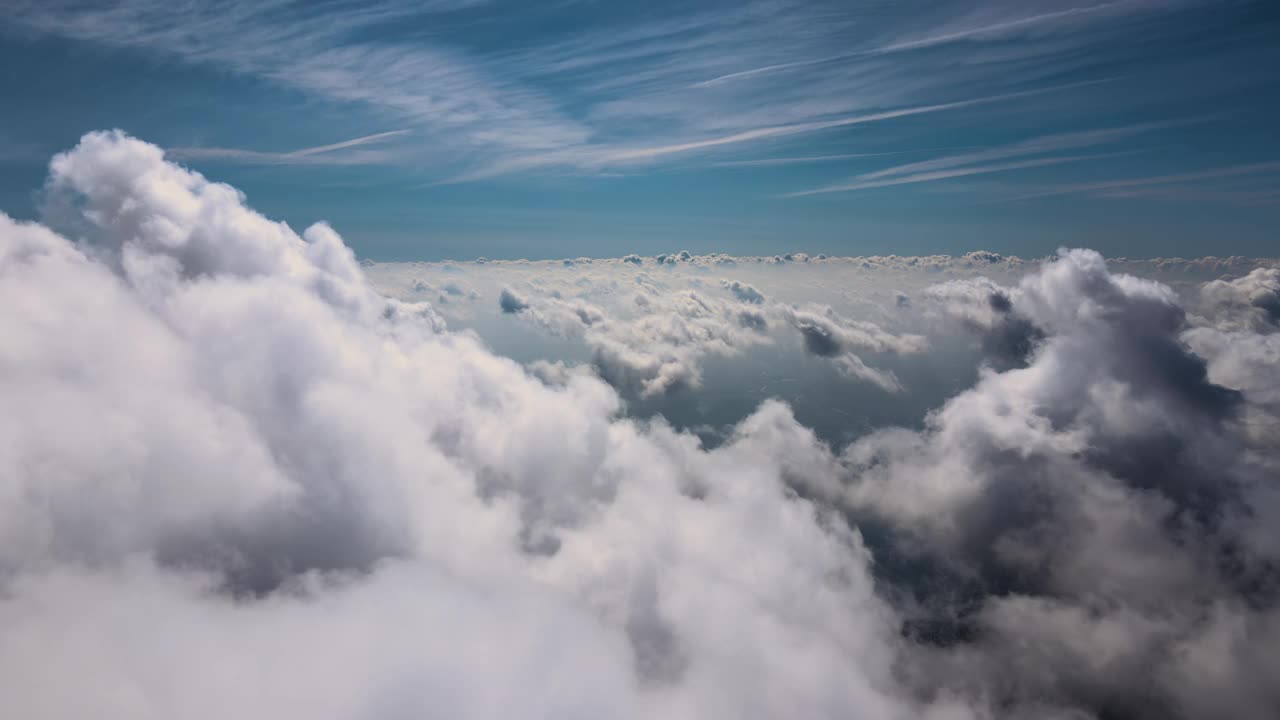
{"left": 377, "top": 256, "right": 932, "bottom": 398}
{"left": 3, "top": 131, "right": 1279, "bottom": 720}
{"left": 368, "top": 246, "right": 1275, "bottom": 408}
{"left": 1196, "top": 267, "right": 1280, "bottom": 331}
{"left": 491, "top": 275, "right": 779, "bottom": 396}
{"left": 0, "top": 131, "right": 958, "bottom": 720}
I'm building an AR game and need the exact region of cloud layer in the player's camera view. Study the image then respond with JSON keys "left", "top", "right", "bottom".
{"left": 2, "top": 132, "right": 1279, "bottom": 719}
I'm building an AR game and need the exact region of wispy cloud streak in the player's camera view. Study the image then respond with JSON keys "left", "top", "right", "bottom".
{"left": 858, "top": 122, "right": 1177, "bottom": 182}
{"left": 5, "top": 0, "right": 1239, "bottom": 186}
{"left": 453, "top": 81, "right": 1112, "bottom": 181}
{"left": 712, "top": 150, "right": 958, "bottom": 168}
{"left": 687, "top": 0, "right": 1170, "bottom": 89}
{"left": 783, "top": 122, "right": 1160, "bottom": 197}
{"left": 783, "top": 154, "right": 1109, "bottom": 197}
{"left": 168, "top": 130, "right": 412, "bottom": 165}
{"left": 1009, "top": 161, "right": 1280, "bottom": 201}
{"left": 876, "top": 1, "right": 1128, "bottom": 53}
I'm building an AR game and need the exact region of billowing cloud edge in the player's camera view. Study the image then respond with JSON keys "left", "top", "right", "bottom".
{"left": 1, "top": 131, "right": 1279, "bottom": 720}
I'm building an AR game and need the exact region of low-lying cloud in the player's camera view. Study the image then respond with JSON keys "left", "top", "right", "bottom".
{"left": 2, "top": 131, "right": 1279, "bottom": 719}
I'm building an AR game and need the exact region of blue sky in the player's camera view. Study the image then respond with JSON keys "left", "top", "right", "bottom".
{"left": 1, "top": 0, "right": 1277, "bottom": 260}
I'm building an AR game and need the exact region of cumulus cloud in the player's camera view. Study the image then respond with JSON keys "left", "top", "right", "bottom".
{"left": 401, "top": 260, "right": 928, "bottom": 398}
{"left": 475, "top": 270, "right": 796, "bottom": 396}
{"left": 1183, "top": 268, "right": 1280, "bottom": 449}
{"left": 0, "top": 131, "right": 954, "bottom": 720}
{"left": 581, "top": 289, "right": 772, "bottom": 396}
{"left": 782, "top": 304, "right": 928, "bottom": 391}
{"left": 498, "top": 286, "right": 530, "bottom": 313}
{"left": 3, "top": 131, "right": 1279, "bottom": 720}
{"left": 810, "top": 250, "right": 1280, "bottom": 719}
{"left": 924, "top": 277, "right": 1043, "bottom": 367}
{"left": 508, "top": 279, "right": 924, "bottom": 397}
{"left": 721, "top": 279, "right": 766, "bottom": 304}
{"left": 1197, "top": 267, "right": 1280, "bottom": 331}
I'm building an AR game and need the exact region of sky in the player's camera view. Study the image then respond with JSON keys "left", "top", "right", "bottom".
{"left": 4, "top": 4, "right": 1280, "bottom": 717}
{"left": 2, "top": 0, "right": 1278, "bottom": 260}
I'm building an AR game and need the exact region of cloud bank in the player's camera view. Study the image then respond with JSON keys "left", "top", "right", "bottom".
{"left": 2, "top": 131, "right": 1279, "bottom": 719}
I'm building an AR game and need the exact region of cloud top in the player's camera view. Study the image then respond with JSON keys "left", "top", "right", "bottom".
{"left": 1, "top": 132, "right": 1278, "bottom": 720}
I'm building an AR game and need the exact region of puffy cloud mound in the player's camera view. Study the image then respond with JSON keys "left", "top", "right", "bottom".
{"left": 0, "top": 131, "right": 944, "bottom": 720}
{"left": 3, "top": 131, "right": 1280, "bottom": 720}
{"left": 924, "top": 277, "right": 1043, "bottom": 367}
{"left": 782, "top": 304, "right": 928, "bottom": 391}
{"left": 1184, "top": 268, "right": 1280, "bottom": 447}
{"left": 817, "top": 250, "right": 1280, "bottom": 720}
{"left": 387, "top": 260, "right": 929, "bottom": 399}
{"left": 721, "top": 279, "right": 765, "bottom": 304}
{"left": 582, "top": 289, "right": 771, "bottom": 396}
{"left": 1198, "top": 267, "right": 1280, "bottom": 331}
{"left": 499, "top": 277, "right": 922, "bottom": 398}
{"left": 498, "top": 286, "right": 530, "bottom": 313}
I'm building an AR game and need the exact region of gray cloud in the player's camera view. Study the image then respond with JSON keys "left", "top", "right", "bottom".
{"left": 782, "top": 304, "right": 928, "bottom": 392}
{"left": 499, "top": 286, "right": 530, "bottom": 313}
{"left": 924, "top": 277, "right": 1042, "bottom": 367}
{"left": 813, "top": 250, "right": 1278, "bottom": 719}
